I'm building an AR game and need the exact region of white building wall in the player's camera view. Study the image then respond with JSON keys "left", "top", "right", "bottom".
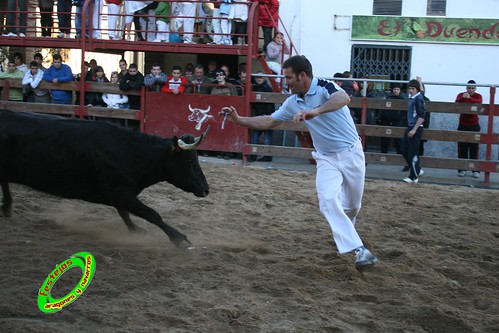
{"left": 279, "top": 0, "right": 499, "bottom": 159}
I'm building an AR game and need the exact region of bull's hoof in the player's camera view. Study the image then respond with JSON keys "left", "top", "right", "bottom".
{"left": 1, "top": 204, "right": 12, "bottom": 217}
{"left": 172, "top": 235, "right": 192, "bottom": 249}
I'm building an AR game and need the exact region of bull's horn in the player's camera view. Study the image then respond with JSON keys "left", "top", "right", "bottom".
{"left": 177, "top": 125, "right": 211, "bottom": 150}
{"left": 188, "top": 104, "right": 194, "bottom": 112}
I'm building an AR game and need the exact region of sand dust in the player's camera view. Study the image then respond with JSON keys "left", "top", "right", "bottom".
{"left": 0, "top": 163, "right": 497, "bottom": 332}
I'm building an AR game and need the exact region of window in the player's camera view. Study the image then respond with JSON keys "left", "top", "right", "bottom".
{"left": 427, "top": 0, "right": 446, "bottom": 16}
{"left": 350, "top": 45, "right": 412, "bottom": 97}
{"left": 373, "top": 0, "right": 402, "bottom": 15}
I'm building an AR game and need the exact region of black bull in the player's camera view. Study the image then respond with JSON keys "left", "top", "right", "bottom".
{"left": 0, "top": 110, "right": 210, "bottom": 248}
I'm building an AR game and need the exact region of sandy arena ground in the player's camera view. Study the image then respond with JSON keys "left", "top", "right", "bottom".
{"left": 0, "top": 163, "right": 498, "bottom": 332}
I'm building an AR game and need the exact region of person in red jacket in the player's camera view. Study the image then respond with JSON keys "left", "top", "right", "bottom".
{"left": 455, "top": 80, "right": 483, "bottom": 178}
{"left": 257, "top": 0, "right": 279, "bottom": 53}
{"left": 161, "top": 65, "right": 187, "bottom": 95}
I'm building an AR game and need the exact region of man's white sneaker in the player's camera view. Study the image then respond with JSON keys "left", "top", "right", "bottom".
{"left": 3, "top": 32, "right": 17, "bottom": 37}
{"left": 458, "top": 170, "right": 466, "bottom": 177}
{"left": 403, "top": 177, "right": 418, "bottom": 184}
{"left": 57, "top": 32, "right": 65, "bottom": 38}
{"left": 472, "top": 171, "right": 480, "bottom": 178}
{"left": 18, "top": 32, "right": 26, "bottom": 37}
{"left": 355, "top": 247, "right": 378, "bottom": 272}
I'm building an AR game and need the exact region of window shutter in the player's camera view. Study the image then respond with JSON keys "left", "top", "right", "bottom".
{"left": 427, "top": 0, "right": 446, "bottom": 16}
{"left": 373, "top": 0, "right": 402, "bottom": 15}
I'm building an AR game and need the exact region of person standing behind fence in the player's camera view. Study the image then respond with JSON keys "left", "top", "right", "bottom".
{"left": 185, "top": 64, "right": 212, "bottom": 94}
{"left": 401, "top": 79, "right": 426, "bottom": 184}
{"left": 153, "top": 0, "right": 171, "bottom": 42}
{"left": 248, "top": 73, "right": 275, "bottom": 162}
{"left": 220, "top": 55, "right": 378, "bottom": 272}
{"left": 22, "top": 61, "right": 50, "bottom": 103}
{"left": 119, "top": 63, "right": 144, "bottom": 109}
{"left": 107, "top": 0, "right": 123, "bottom": 40}
{"left": 57, "top": 0, "right": 72, "bottom": 38}
{"left": 43, "top": 54, "right": 74, "bottom": 105}
{"left": 456, "top": 80, "right": 483, "bottom": 178}
{"left": 144, "top": 63, "right": 168, "bottom": 92}
{"left": 3, "top": 0, "right": 27, "bottom": 37}
{"left": 231, "top": 0, "right": 248, "bottom": 45}
{"left": 0, "top": 60, "right": 24, "bottom": 101}
{"left": 161, "top": 65, "right": 187, "bottom": 95}
{"left": 38, "top": 0, "right": 54, "bottom": 37}
{"left": 258, "top": 0, "right": 279, "bottom": 53}
{"left": 380, "top": 84, "right": 406, "bottom": 154}
{"left": 103, "top": 71, "right": 129, "bottom": 109}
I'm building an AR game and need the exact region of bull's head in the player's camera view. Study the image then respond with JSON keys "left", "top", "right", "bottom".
{"left": 169, "top": 126, "right": 210, "bottom": 197}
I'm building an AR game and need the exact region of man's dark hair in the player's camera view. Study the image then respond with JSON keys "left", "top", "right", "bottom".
{"left": 129, "top": 63, "right": 138, "bottom": 69}
{"left": 282, "top": 55, "right": 313, "bottom": 78}
{"left": 29, "top": 61, "right": 38, "bottom": 67}
{"left": 34, "top": 53, "right": 43, "bottom": 60}
{"left": 13, "top": 52, "right": 23, "bottom": 62}
{"left": 172, "top": 65, "right": 182, "bottom": 72}
{"left": 150, "top": 63, "right": 161, "bottom": 69}
{"left": 408, "top": 79, "right": 421, "bottom": 92}
{"left": 194, "top": 64, "right": 204, "bottom": 71}
{"left": 467, "top": 79, "right": 476, "bottom": 84}
{"left": 53, "top": 53, "right": 62, "bottom": 61}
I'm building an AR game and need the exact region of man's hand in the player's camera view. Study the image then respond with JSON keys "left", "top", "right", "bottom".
{"left": 219, "top": 106, "right": 238, "bottom": 123}
{"left": 293, "top": 109, "right": 319, "bottom": 123}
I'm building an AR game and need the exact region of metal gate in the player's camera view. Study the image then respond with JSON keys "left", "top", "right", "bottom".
{"left": 350, "top": 44, "right": 412, "bottom": 96}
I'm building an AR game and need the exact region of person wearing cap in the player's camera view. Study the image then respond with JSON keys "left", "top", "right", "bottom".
{"left": 401, "top": 79, "right": 426, "bottom": 184}
{"left": 455, "top": 80, "right": 483, "bottom": 178}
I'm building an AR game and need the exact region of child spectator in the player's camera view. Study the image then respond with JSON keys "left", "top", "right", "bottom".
{"left": 85, "top": 65, "right": 109, "bottom": 106}
{"left": 0, "top": 59, "right": 24, "bottom": 101}
{"left": 103, "top": 71, "right": 129, "bottom": 109}
{"left": 22, "top": 61, "right": 50, "bottom": 103}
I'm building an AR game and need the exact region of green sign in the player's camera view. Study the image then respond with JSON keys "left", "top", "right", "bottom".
{"left": 352, "top": 16, "right": 499, "bottom": 45}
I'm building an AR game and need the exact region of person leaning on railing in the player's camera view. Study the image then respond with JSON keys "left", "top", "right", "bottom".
{"left": 0, "top": 59, "right": 24, "bottom": 101}
{"left": 22, "top": 61, "right": 50, "bottom": 103}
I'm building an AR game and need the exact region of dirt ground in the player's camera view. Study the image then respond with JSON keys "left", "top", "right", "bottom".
{"left": 0, "top": 163, "right": 497, "bottom": 333}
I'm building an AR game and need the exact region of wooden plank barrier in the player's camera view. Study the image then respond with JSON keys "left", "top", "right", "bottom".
{"left": 247, "top": 91, "right": 499, "bottom": 186}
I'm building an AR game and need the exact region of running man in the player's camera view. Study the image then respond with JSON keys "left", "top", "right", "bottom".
{"left": 220, "top": 55, "right": 378, "bottom": 272}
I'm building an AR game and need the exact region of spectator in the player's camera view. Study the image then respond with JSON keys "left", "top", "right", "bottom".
{"left": 117, "top": 59, "right": 128, "bottom": 81}
{"left": 184, "top": 63, "right": 195, "bottom": 80}
{"left": 265, "top": 32, "right": 289, "bottom": 77}
{"left": 161, "top": 65, "right": 187, "bottom": 95}
{"left": 211, "top": 69, "right": 237, "bottom": 96}
{"left": 380, "top": 84, "right": 406, "bottom": 154}
{"left": 220, "top": 64, "right": 238, "bottom": 85}
{"left": 144, "top": 63, "right": 168, "bottom": 92}
{"left": 207, "top": 1, "right": 222, "bottom": 45}
{"left": 206, "top": 59, "right": 218, "bottom": 81}
{"left": 13, "top": 52, "right": 28, "bottom": 74}
{"left": 258, "top": 0, "right": 279, "bottom": 53}
{"left": 401, "top": 79, "right": 426, "bottom": 184}
{"left": 249, "top": 73, "right": 275, "bottom": 162}
{"left": 351, "top": 79, "right": 376, "bottom": 124}
{"left": 3, "top": 0, "right": 27, "bottom": 37}
{"left": 57, "top": 0, "right": 72, "bottom": 38}
{"left": 341, "top": 71, "right": 356, "bottom": 97}
{"left": 124, "top": 1, "right": 154, "bottom": 41}
{"left": 333, "top": 72, "right": 343, "bottom": 87}
{"left": 107, "top": 0, "right": 123, "bottom": 40}
{"left": 231, "top": 0, "right": 248, "bottom": 45}
{"left": 219, "top": 0, "right": 233, "bottom": 45}
{"left": 22, "top": 61, "right": 50, "bottom": 103}
{"left": 43, "top": 54, "right": 74, "bottom": 104}
{"left": 234, "top": 69, "right": 247, "bottom": 96}
{"left": 103, "top": 71, "right": 129, "bottom": 109}
{"left": 119, "top": 63, "right": 144, "bottom": 110}
{"left": 38, "top": 0, "right": 54, "bottom": 37}
{"left": 33, "top": 52, "right": 47, "bottom": 72}
{"left": 456, "top": 80, "right": 483, "bottom": 178}
{"left": 0, "top": 59, "right": 24, "bottom": 101}
{"left": 184, "top": 64, "right": 212, "bottom": 94}
{"left": 173, "top": 0, "right": 197, "bottom": 44}
{"left": 85, "top": 65, "right": 109, "bottom": 106}
{"left": 153, "top": 0, "right": 171, "bottom": 42}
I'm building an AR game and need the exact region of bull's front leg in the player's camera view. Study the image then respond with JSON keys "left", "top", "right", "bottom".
{"left": 1, "top": 182, "right": 12, "bottom": 217}
{"left": 115, "top": 208, "right": 147, "bottom": 234}
{"left": 113, "top": 193, "right": 191, "bottom": 248}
